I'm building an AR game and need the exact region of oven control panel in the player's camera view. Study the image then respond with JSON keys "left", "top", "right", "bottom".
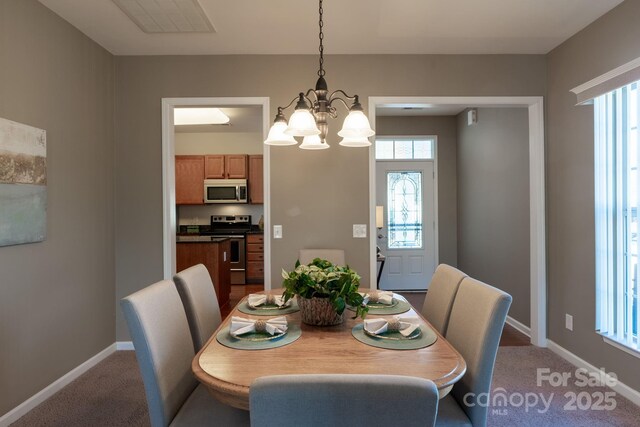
{"left": 211, "top": 215, "right": 251, "bottom": 224}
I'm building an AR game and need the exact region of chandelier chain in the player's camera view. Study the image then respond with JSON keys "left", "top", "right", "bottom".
{"left": 318, "top": 0, "right": 325, "bottom": 77}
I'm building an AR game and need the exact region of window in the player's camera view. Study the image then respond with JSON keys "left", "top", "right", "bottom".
{"left": 595, "top": 80, "right": 640, "bottom": 352}
{"left": 387, "top": 171, "right": 423, "bottom": 249}
{"left": 375, "top": 137, "right": 434, "bottom": 160}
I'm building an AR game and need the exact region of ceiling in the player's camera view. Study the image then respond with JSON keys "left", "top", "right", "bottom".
{"left": 174, "top": 106, "right": 262, "bottom": 133}
{"left": 39, "top": 0, "right": 623, "bottom": 55}
{"left": 377, "top": 105, "right": 467, "bottom": 117}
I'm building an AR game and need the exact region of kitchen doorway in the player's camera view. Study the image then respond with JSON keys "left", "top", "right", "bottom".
{"left": 161, "top": 97, "right": 272, "bottom": 289}
{"left": 368, "top": 96, "right": 546, "bottom": 347}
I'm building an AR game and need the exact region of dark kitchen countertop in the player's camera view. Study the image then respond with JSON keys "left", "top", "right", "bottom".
{"left": 176, "top": 236, "right": 231, "bottom": 243}
{"left": 245, "top": 229, "right": 264, "bottom": 234}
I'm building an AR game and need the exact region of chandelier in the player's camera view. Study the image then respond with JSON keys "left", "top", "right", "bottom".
{"left": 264, "top": 0, "right": 375, "bottom": 150}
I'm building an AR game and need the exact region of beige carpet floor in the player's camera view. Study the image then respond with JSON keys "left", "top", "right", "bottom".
{"left": 10, "top": 346, "right": 640, "bottom": 426}
{"left": 10, "top": 351, "right": 149, "bottom": 427}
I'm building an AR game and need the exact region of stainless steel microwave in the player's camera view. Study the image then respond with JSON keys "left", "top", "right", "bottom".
{"left": 203, "top": 179, "right": 248, "bottom": 204}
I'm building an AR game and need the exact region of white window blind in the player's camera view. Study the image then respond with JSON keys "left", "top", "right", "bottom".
{"left": 595, "top": 80, "right": 640, "bottom": 351}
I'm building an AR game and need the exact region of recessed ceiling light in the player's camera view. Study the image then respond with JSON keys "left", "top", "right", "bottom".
{"left": 174, "top": 108, "right": 230, "bottom": 126}
{"left": 112, "top": 0, "right": 215, "bottom": 33}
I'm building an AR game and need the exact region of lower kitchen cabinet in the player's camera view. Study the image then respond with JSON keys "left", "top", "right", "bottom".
{"left": 176, "top": 239, "right": 231, "bottom": 307}
{"left": 246, "top": 233, "right": 264, "bottom": 283}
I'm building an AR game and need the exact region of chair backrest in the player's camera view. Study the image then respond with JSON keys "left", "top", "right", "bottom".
{"left": 120, "top": 280, "right": 198, "bottom": 427}
{"left": 298, "top": 249, "right": 345, "bottom": 266}
{"left": 446, "top": 277, "right": 512, "bottom": 427}
{"left": 173, "top": 264, "right": 222, "bottom": 352}
{"left": 250, "top": 374, "right": 439, "bottom": 427}
{"left": 421, "top": 264, "right": 467, "bottom": 335}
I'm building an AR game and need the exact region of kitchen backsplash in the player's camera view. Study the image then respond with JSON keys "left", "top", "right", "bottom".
{"left": 178, "top": 204, "right": 264, "bottom": 225}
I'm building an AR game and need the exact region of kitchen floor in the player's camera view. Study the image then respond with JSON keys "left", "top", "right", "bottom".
{"left": 221, "top": 284, "right": 264, "bottom": 318}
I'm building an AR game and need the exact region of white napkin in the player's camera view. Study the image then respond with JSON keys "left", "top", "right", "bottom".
{"left": 360, "top": 290, "right": 394, "bottom": 305}
{"left": 247, "top": 293, "right": 287, "bottom": 308}
{"left": 364, "top": 316, "right": 420, "bottom": 337}
{"left": 229, "top": 316, "right": 288, "bottom": 337}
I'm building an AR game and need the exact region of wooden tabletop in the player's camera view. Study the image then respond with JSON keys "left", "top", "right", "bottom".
{"left": 193, "top": 292, "right": 466, "bottom": 410}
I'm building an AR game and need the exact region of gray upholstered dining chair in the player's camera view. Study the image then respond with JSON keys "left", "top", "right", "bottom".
{"left": 435, "top": 277, "right": 512, "bottom": 427}
{"left": 121, "top": 279, "right": 249, "bottom": 427}
{"left": 298, "top": 249, "right": 346, "bottom": 266}
{"left": 421, "top": 264, "right": 467, "bottom": 335}
{"left": 250, "top": 374, "right": 439, "bottom": 427}
{"left": 173, "top": 263, "right": 222, "bottom": 352}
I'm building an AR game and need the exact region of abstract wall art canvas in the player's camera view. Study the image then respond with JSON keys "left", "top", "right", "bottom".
{"left": 0, "top": 118, "right": 47, "bottom": 247}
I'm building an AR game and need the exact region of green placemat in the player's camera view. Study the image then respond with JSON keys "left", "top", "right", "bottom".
{"left": 216, "top": 323, "right": 302, "bottom": 350}
{"left": 351, "top": 323, "right": 437, "bottom": 350}
{"left": 347, "top": 298, "right": 412, "bottom": 315}
{"left": 236, "top": 298, "right": 300, "bottom": 316}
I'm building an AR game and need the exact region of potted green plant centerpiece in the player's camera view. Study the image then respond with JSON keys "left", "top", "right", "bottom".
{"left": 282, "top": 258, "right": 368, "bottom": 326}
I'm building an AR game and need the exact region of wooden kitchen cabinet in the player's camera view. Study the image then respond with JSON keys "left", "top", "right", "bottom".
{"left": 226, "top": 155, "right": 248, "bottom": 178}
{"left": 175, "top": 155, "right": 204, "bottom": 205}
{"left": 176, "top": 239, "right": 231, "bottom": 308}
{"left": 246, "top": 233, "right": 264, "bottom": 283}
{"left": 204, "top": 155, "right": 225, "bottom": 179}
{"left": 248, "top": 155, "right": 263, "bottom": 204}
{"left": 205, "top": 154, "right": 247, "bottom": 179}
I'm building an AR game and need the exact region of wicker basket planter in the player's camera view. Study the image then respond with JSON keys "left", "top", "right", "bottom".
{"left": 297, "top": 296, "right": 344, "bottom": 326}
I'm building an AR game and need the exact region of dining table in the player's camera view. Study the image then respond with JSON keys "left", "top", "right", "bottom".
{"left": 192, "top": 291, "right": 467, "bottom": 410}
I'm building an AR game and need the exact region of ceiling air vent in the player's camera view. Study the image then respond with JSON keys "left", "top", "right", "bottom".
{"left": 112, "top": 0, "right": 215, "bottom": 33}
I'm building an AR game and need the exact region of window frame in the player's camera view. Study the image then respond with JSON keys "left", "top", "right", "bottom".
{"left": 374, "top": 135, "right": 436, "bottom": 161}
{"left": 594, "top": 80, "right": 640, "bottom": 358}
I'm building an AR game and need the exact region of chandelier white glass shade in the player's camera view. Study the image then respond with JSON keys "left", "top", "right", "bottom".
{"left": 338, "top": 136, "right": 371, "bottom": 147}
{"left": 264, "top": 120, "right": 297, "bottom": 145}
{"left": 300, "top": 134, "right": 330, "bottom": 150}
{"left": 264, "top": 0, "right": 374, "bottom": 149}
{"left": 284, "top": 106, "right": 320, "bottom": 136}
{"left": 338, "top": 110, "right": 375, "bottom": 138}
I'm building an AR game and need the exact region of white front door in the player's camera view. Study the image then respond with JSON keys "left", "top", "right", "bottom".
{"left": 376, "top": 161, "right": 436, "bottom": 291}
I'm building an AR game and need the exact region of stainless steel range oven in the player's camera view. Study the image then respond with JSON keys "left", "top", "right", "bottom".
{"left": 205, "top": 215, "right": 252, "bottom": 285}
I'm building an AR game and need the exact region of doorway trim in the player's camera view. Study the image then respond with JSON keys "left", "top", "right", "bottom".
{"left": 161, "top": 97, "right": 272, "bottom": 289}
{"left": 368, "top": 96, "right": 546, "bottom": 347}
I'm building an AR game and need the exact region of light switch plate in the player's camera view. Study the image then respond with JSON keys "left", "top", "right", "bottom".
{"left": 273, "top": 225, "right": 283, "bottom": 239}
{"left": 353, "top": 224, "right": 367, "bottom": 238}
{"left": 565, "top": 314, "right": 573, "bottom": 331}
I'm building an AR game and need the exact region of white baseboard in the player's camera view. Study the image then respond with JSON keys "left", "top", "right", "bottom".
{"left": 0, "top": 344, "right": 116, "bottom": 427}
{"left": 116, "top": 341, "right": 134, "bottom": 350}
{"left": 547, "top": 340, "right": 640, "bottom": 407}
{"left": 506, "top": 315, "right": 531, "bottom": 338}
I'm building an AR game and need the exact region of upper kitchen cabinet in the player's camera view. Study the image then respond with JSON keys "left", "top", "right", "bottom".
{"left": 205, "top": 154, "right": 247, "bottom": 179}
{"left": 248, "top": 155, "right": 263, "bottom": 204}
{"left": 204, "top": 155, "right": 225, "bottom": 179}
{"left": 176, "top": 155, "right": 204, "bottom": 205}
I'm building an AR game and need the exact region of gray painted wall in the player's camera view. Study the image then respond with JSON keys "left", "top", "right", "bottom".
{"left": 0, "top": 0, "right": 115, "bottom": 416}
{"left": 3, "top": 0, "right": 640, "bottom": 416}
{"left": 175, "top": 131, "right": 263, "bottom": 155}
{"left": 547, "top": 0, "right": 640, "bottom": 391}
{"left": 376, "top": 115, "right": 458, "bottom": 267}
{"left": 2, "top": 0, "right": 640, "bottom": 415}
{"left": 456, "top": 108, "right": 530, "bottom": 326}
{"left": 114, "top": 54, "right": 546, "bottom": 340}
